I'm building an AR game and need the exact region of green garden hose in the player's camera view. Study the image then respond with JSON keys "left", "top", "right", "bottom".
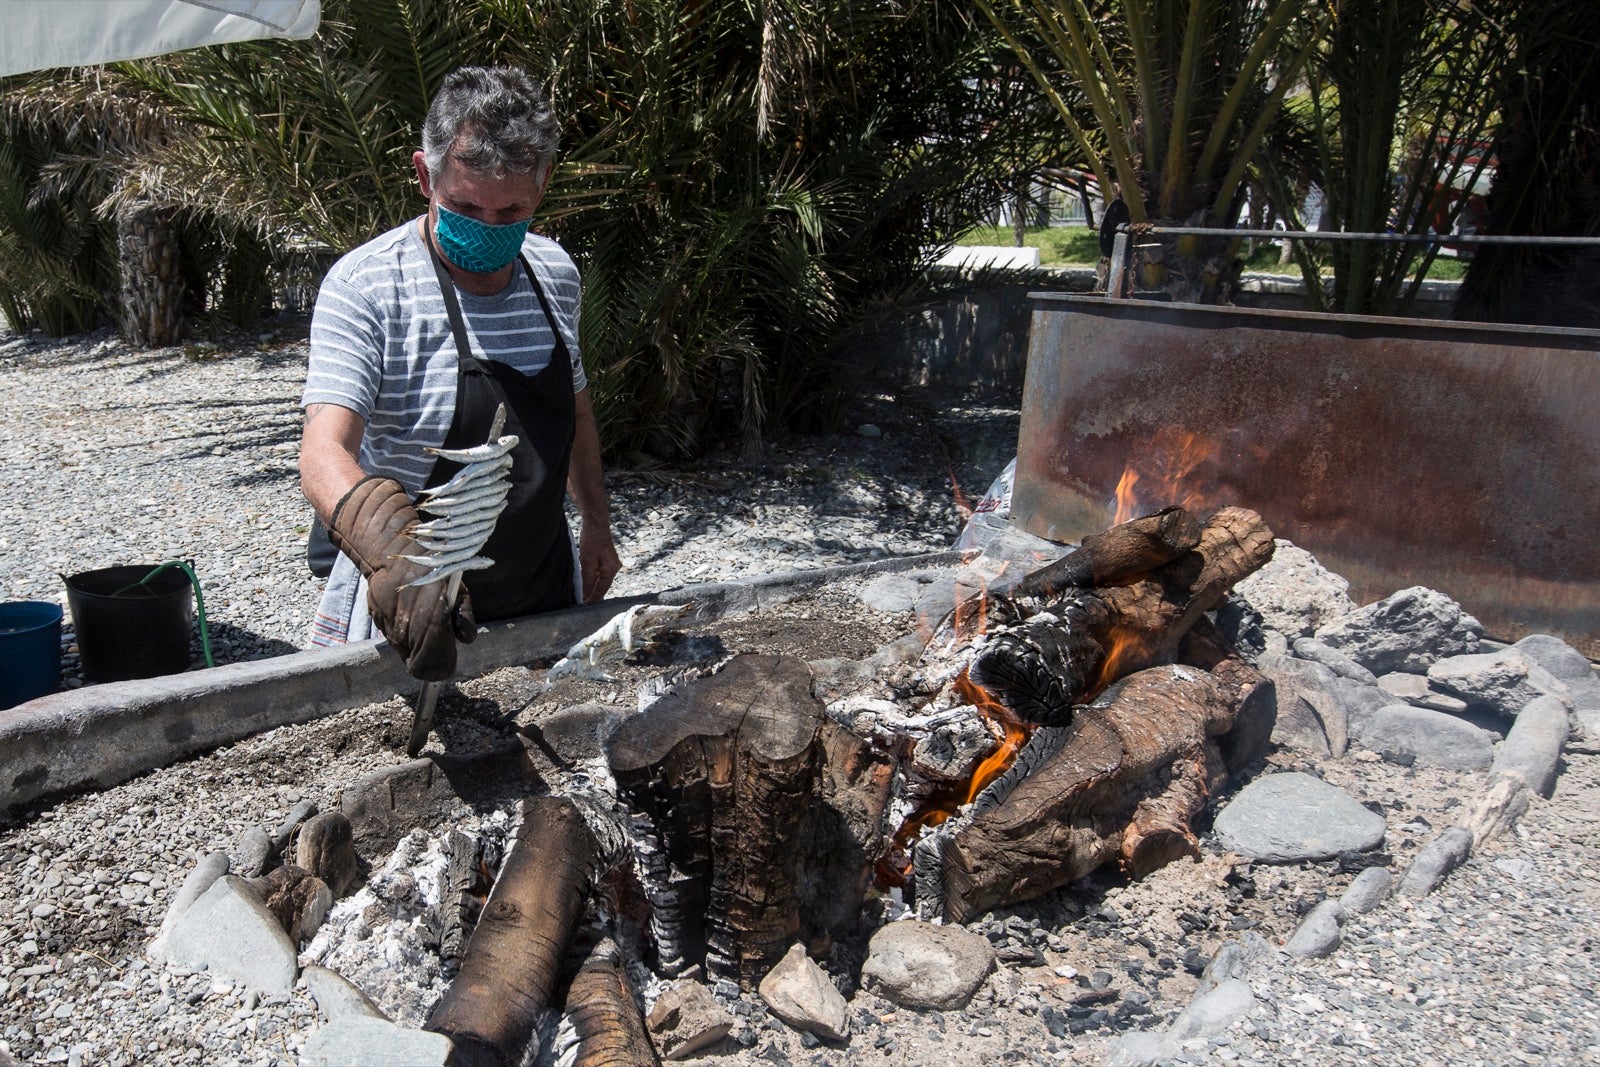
{"left": 112, "top": 560, "right": 215, "bottom": 668}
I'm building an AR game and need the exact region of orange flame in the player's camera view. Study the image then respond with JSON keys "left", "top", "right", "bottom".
{"left": 949, "top": 470, "right": 975, "bottom": 520}
{"left": 876, "top": 671, "right": 1037, "bottom": 888}
{"left": 1113, "top": 467, "right": 1141, "bottom": 524}
{"left": 952, "top": 671, "right": 1033, "bottom": 805}
{"left": 1089, "top": 624, "right": 1148, "bottom": 696}
{"left": 1112, "top": 429, "right": 1221, "bottom": 524}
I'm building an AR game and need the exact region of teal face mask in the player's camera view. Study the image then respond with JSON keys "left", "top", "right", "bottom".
{"left": 434, "top": 205, "right": 532, "bottom": 273}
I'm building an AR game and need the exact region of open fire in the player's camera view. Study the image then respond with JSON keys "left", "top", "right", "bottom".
{"left": 182, "top": 502, "right": 1281, "bottom": 1065}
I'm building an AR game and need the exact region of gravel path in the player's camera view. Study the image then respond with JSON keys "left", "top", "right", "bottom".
{"left": 0, "top": 321, "right": 1016, "bottom": 684}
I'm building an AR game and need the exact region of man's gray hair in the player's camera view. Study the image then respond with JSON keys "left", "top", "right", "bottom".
{"left": 422, "top": 66, "right": 559, "bottom": 178}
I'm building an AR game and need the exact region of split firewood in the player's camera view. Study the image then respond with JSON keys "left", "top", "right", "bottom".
{"left": 426, "top": 797, "right": 602, "bottom": 1067}
{"left": 605, "top": 654, "right": 893, "bottom": 989}
{"left": 567, "top": 939, "right": 660, "bottom": 1067}
{"left": 934, "top": 665, "right": 1236, "bottom": 923}
{"left": 1011, "top": 506, "right": 1202, "bottom": 599}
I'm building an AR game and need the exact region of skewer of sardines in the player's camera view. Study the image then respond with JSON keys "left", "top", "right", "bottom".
{"left": 406, "top": 404, "right": 517, "bottom": 754}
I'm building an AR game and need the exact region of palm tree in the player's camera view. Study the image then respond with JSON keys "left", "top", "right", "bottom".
{"left": 0, "top": 71, "right": 137, "bottom": 336}
{"left": 1455, "top": 6, "right": 1600, "bottom": 326}
{"left": 1258, "top": 0, "right": 1507, "bottom": 316}
{"left": 24, "top": 0, "right": 1054, "bottom": 451}
{"left": 1, "top": 67, "right": 288, "bottom": 343}
{"left": 976, "top": 0, "right": 1326, "bottom": 303}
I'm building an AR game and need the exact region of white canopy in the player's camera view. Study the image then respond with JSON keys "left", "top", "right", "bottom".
{"left": 0, "top": 0, "right": 320, "bottom": 78}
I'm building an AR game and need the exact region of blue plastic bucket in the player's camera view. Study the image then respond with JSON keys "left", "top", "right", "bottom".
{"left": 0, "top": 601, "right": 63, "bottom": 710}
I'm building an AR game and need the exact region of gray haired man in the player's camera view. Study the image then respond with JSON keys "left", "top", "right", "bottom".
{"left": 299, "top": 66, "right": 619, "bottom": 680}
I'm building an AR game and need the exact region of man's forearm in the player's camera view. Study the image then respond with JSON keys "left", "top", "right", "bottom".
{"left": 568, "top": 389, "right": 620, "bottom": 601}
{"left": 300, "top": 403, "right": 371, "bottom": 523}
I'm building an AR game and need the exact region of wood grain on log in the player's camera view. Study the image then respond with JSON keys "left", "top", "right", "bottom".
{"left": 1181, "top": 617, "right": 1278, "bottom": 773}
{"left": 1013, "top": 507, "right": 1202, "bottom": 599}
{"left": 606, "top": 655, "right": 892, "bottom": 988}
{"left": 426, "top": 797, "right": 599, "bottom": 1067}
{"left": 939, "top": 666, "right": 1234, "bottom": 923}
{"left": 1092, "top": 506, "right": 1276, "bottom": 677}
{"left": 568, "top": 941, "right": 660, "bottom": 1067}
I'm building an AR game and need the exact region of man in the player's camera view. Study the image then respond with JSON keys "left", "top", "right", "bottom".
{"left": 299, "top": 66, "right": 620, "bottom": 681}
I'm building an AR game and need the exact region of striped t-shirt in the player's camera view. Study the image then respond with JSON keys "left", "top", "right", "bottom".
{"left": 301, "top": 218, "right": 586, "bottom": 494}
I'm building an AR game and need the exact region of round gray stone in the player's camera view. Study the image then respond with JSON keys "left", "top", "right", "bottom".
{"left": 861, "top": 919, "right": 995, "bottom": 1010}
{"left": 1353, "top": 704, "right": 1496, "bottom": 771}
{"left": 1213, "top": 772, "right": 1386, "bottom": 863}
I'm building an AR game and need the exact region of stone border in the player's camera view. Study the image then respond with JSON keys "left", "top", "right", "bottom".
{"left": 0, "top": 551, "right": 961, "bottom": 816}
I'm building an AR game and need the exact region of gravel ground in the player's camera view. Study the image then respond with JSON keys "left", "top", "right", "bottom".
{"left": 0, "top": 319, "right": 1016, "bottom": 683}
{"left": 2, "top": 320, "right": 1598, "bottom": 1067}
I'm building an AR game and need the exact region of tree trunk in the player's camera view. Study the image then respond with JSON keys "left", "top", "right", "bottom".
{"left": 116, "top": 201, "right": 185, "bottom": 348}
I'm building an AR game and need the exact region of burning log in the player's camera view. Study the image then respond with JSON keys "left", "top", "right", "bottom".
{"left": 426, "top": 797, "right": 602, "bottom": 1067}
{"left": 934, "top": 665, "right": 1237, "bottom": 923}
{"left": 605, "top": 654, "right": 893, "bottom": 989}
{"left": 972, "top": 507, "right": 1274, "bottom": 723}
{"left": 567, "top": 939, "right": 660, "bottom": 1067}
{"left": 1011, "top": 506, "right": 1202, "bottom": 599}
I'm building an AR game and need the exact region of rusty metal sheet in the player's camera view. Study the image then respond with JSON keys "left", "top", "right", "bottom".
{"left": 1013, "top": 295, "right": 1600, "bottom": 657}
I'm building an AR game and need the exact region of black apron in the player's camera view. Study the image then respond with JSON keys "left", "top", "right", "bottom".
{"left": 422, "top": 236, "right": 577, "bottom": 622}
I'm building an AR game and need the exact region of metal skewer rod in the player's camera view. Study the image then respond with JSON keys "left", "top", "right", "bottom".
{"left": 407, "top": 570, "right": 464, "bottom": 756}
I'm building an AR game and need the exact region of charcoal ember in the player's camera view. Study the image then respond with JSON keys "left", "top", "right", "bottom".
{"left": 910, "top": 717, "right": 996, "bottom": 783}
{"left": 969, "top": 597, "right": 1109, "bottom": 725}
{"left": 1337, "top": 849, "right": 1393, "bottom": 873}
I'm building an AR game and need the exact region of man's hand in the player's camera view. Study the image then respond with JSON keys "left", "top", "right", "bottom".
{"left": 579, "top": 525, "right": 621, "bottom": 603}
{"left": 327, "top": 476, "right": 475, "bottom": 679}
{"left": 567, "top": 387, "right": 621, "bottom": 603}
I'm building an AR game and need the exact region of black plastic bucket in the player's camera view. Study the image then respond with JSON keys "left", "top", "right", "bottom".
{"left": 63, "top": 565, "right": 194, "bottom": 683}
{"left": 0, "top": 601, "right": 63, "bottom": 709}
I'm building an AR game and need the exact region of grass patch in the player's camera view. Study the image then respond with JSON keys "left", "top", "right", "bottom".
{"left": 956, "top": 225, "right": 1101, "bottom": 266}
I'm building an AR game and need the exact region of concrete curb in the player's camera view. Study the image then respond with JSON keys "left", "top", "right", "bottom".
{"left": 1, "top": 552, "right": 960, "bottom": 816}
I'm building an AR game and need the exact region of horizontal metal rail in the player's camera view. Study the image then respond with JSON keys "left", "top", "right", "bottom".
{"left": 1117, "top": 225, "right": 1600, "bottom": 246}
{"left": 1104, "top": 225, "right": 1600, "bottom": 299}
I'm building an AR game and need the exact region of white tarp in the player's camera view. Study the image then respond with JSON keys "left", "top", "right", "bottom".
{"left": 0, "top": 0, "right": 320, "bottom": 78}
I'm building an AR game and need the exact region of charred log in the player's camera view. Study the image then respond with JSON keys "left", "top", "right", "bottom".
{"left": 567, "top": 940, "right": 660, "bottom": 1067}
{"left": 938, "top": 666, "right": 1237, "bottom": 923}
{"left": 426, "top": 797, "right": 599, "bottom": 1067}
{"left": 969, "top": 597, "right": 1109, "bottom": 726}
{"left": 1181, "top": 617, "right": 1278, "bottom": 775}
{"left": 606, "top": 654, "right": 893, "bottom": 989}
{"left": 1013, "top": 506, "right": 1203, "bottom": 599}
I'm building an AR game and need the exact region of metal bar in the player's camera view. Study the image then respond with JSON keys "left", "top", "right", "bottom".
{"left": 1114, "top": 225, "right": 1600, "bottom": 247}
{"left": 1106, "top": 230, "right": 1131, "bottom": 298}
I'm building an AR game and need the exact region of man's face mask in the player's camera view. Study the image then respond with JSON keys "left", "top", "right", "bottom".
{"left": 434, "top": 204, "right": 532, "bottom": 273}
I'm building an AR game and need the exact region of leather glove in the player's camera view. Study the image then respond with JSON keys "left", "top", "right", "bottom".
{"left": 327, "top": 475, "right": 476, "bottom": 681}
